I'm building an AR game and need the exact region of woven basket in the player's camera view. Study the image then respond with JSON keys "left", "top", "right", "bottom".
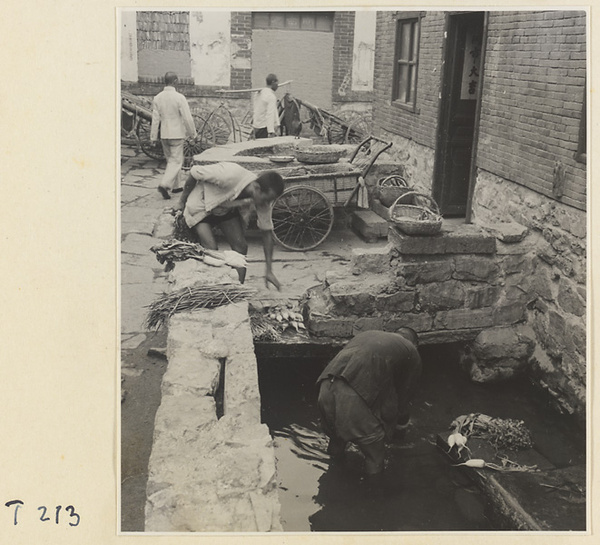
{"left": 389, "top": 191, "right": 442, "bottom": 236}
{"left": 377, "top": 175, "right": 411, "bottom": 207}
{"left": 295, "top": 145, "right": 344, "bottom": 164}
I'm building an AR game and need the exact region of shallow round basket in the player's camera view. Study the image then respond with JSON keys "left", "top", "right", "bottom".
{"left": 389, "top": 191, "right": 443, "bottom": 236}
{"left": 377, "top": 175, "right": 411, "bottom": 207}
{"left": 295, "top": 145, "right": 344, "bottom": 164}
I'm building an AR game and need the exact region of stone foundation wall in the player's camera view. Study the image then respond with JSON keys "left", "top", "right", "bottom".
{"left": 306, "top": 224, "right": 527, "bottom": 343}
{"left": 471, "top": 168, "right": 586, "bottom": 420}
{"left": 377, "top": 129, "right": 436, "bottom": 195}
{"left": 145, "top": 259, "right": 282, "bottom": 532}
{"left": 305, "top": 213, "right": 585, "bottom": 421}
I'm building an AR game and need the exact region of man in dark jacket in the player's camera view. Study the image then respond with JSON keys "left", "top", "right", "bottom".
{"left": 316, "top": 328, "right": 421, "bottom": 477}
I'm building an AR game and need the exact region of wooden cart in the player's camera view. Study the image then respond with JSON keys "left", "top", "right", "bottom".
{"left": 271, "top": 136, "right": 392, "bottom": 251}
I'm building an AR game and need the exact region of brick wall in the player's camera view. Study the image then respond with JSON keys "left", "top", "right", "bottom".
{"left": 231, "top": 11, "right": 252, "bottom": 92}
{"left": 373, "top": 11, "right": 446, "bottom": 149}
{"left": 136, "top": 11, "right": 192, "bottom": 82}
{"left": 332, "top": 11, "right": 373, "bottom": 103}
{"left": 478, "top": 11, "right": 586, "bottom": 211}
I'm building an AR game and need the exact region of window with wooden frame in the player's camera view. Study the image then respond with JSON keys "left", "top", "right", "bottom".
{"left": 392, "top": 14, "right": 422, "bottom": 110}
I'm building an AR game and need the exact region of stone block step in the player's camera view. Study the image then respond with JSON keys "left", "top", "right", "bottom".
{"left": 350, "top": 209, "right": 389, "bottom": 243}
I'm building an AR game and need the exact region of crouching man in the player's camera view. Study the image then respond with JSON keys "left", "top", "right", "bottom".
{"left": 316, "top": 328, "right": 422, "bottom": 482}
{"left": 176, "top": 161, "right": 284, "bottom": 288}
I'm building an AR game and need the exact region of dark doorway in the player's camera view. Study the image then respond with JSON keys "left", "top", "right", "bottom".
{"left": 434, "top": 12, "right": 485, "bottom": 217}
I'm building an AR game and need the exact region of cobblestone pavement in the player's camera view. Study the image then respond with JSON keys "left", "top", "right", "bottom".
{"left": 120, "top": 144, "right": 388, "bottom": 352}
{"left": 119, "top": 143, "right": 387, "bottom": 530}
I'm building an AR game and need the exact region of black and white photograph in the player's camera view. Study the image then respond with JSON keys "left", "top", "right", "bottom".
{"left": 118, "top": 6, "right": 589, "bottom": 535}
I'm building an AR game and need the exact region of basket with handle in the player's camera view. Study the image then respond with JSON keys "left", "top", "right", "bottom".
{"left": 389, "top": 191, "right": 442, "bottom": 236}
{"left": 376, "top": 174, "right": 412, "bottom": 207}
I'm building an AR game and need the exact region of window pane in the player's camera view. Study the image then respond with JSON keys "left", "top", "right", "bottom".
{"left": 315, "top": 14, "right": 333, "bottom": 31}
{"left": 408, "top": 64, "right": 417, "bottom": 103}
{"left": 410, "top": 22, "right": 420, "bottom": 61}
{"left": 397, "top": 64, "right": 409, "bottom": 103}
{"left": 253, "top": 13, "right": 269, "bottom": 28}
{"left": 270, "top": 13, "right": 285, "bottom": 28}
{"left": 300, "top": 14, "right": 316, "bottom": 30}
{"left": 285, "top": 13, "right": 300, "bottom": 29}
{"left": 399, "top": 22, "right": 412, "bottom": 60}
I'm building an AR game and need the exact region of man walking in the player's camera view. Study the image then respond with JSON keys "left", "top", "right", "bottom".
{"left": 151, "top": 71, "right": 197, "bottom": 199}
{"left": 316, "top": 328, "right": 422, "bottom": 482}
{"left": 252, "top": 74, "right": 280, "bottom": 139}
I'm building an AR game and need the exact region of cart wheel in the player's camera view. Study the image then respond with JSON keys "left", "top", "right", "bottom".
{"left": 346, "top": 114, "right": 372, "bottom": 144}
{"left": 204, "top": 111, "right": 231, "bottom": 146}
{"left": 271, "top": 186, "right": 334, "bottom": 251}
{"left": 183, "top": 113, "right": 215, "bottom": 167}
{"left": 136, "top": 118, "right": 165, "bottom": 161}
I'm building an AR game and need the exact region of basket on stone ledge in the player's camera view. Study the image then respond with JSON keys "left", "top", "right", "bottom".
{"left": 389, "top": 191, "right": 443, "bottom": 236}
{"left": 295, "top": 145, "right": 344, "bottom": 164}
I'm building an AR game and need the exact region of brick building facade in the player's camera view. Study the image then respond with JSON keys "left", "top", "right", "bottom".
{"left": 121, "top": 10, "right": 375, "bottom": 112}
{"left": 372, "top": 10, "right": 587, "bottom": 420}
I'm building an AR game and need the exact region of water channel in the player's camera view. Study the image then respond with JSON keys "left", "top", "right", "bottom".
{"left": 257, "top": 343, "right": 585, "bottom": 532}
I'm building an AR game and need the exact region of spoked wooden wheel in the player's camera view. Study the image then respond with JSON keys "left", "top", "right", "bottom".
{"left": 183, "top": 112, "right": 215, "bottom": 167}
{"left": 136, "top": 118, "right": 164, "bottom": 160}
{"left": 271, "top": 186, "right": 334, "bottom": 251}
{"left": 346, "top": 114, "right": 372, "bottom": 144}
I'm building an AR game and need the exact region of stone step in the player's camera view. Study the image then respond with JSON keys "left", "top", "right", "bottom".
{"left": 350, "top": 209, "right": 389, "bottom": 243}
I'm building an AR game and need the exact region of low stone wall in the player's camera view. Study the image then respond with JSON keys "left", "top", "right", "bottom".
{"left": 307, "top": 223, "right": 521, "bottom": 341}
{"left": 305, "top": 210, "right": 585, "bottom": 421}
{"left": 144, "top": 260, "right": 282, "bottom": 532}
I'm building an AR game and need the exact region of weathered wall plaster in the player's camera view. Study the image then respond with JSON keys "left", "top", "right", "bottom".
{"left": 120, "top": 10, "right": 138, "bottom": 82}
{"left": 189, "top": 11, "right": 231, "bottom": 87}
{"left": 352, "top": 11, "right": 376, "bottom": 92}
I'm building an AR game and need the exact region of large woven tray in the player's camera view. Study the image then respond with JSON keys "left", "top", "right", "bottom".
{"left": 295, "top": 145, "right": 344, "bottom": 164}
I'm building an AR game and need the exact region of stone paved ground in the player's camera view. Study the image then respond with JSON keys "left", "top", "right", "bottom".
{"left": 119, "top": 143, "right": 387, "bottom": 531}
{"left": 120, "top": 144, "right": 388, "bottom": 350}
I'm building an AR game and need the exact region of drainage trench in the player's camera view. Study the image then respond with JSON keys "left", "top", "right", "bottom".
{"left": 256, "top": 343, "right": 585, "bottom": 532}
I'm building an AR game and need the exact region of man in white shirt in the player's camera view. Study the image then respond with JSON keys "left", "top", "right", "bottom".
{"left": 175, "top": 162, "right": 284, "bottom": 289}
{"left": 252, "top": 74, "right": 280, "bottom": 139}
{"left": 150, "top": 72, "right": 197, "bottom": 199}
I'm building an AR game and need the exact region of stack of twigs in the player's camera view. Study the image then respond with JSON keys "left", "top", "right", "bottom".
{"left": 150, "top": 239, "right": 205, "bottom": 271}
{"left": 145, "top": 284, "right": 256, "bottom": 330}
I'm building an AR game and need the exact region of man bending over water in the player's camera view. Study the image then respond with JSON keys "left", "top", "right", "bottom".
{"left": 316, "top": 329, "right": 422, "bottom": 483}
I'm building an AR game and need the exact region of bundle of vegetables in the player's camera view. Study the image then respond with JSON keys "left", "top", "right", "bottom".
{"left": 450, "top": 413, "right": 534, "bottom": 451}
{"left": 151, "top": 239, "right": 204, "bottom": 271}
{"left": 172, "top": 210, "right": 198, "bottom": 243}
{"left": 250, "top": 311, "right": 282, "bottom": 342}
{"left": 266, "top": 303, "right": 306, "bottom": 333}
{"left": 150, "top": 239, "right": 247, "bottom": 271}
{"left": 145, "top": 283, "right": 256, "bottom": 330}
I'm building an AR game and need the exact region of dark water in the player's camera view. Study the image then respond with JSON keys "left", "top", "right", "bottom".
{"left": 257, "top": 344, "right": 585, "bottom": 532}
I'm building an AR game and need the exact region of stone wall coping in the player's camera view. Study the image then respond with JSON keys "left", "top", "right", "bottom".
{"left": 389, "top": 223, "right": 497, "bottom": 255}
{"left": 145, "top": 262, "right": 282, "bottom": 531}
